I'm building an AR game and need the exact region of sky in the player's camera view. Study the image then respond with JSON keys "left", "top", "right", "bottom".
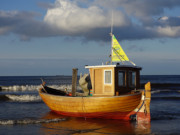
{"left": 0, "top": 0, "right": 180, "bottom": 76}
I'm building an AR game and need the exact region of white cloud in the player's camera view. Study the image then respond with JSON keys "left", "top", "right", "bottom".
{"left": 158, "top": 16, "right": 169, "bottom": 21}
{"left": 157, "top": 26, "right": 180, "bottom": 37}
{"left": 1, "top": 0, "right": 180, "bottom": 41}
{"left": 44, "top": 0, "right": 130, "bottom": 34}
{"left": 0, "top": 26, "right": 12, "bottom": 34}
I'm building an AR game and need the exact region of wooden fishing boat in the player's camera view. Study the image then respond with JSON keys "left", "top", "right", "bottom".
{"left": 39, "top": 87, "right": 141, "bottom": 120}
{"left": 39, "top": 33, "right": 151, "bottom": 122}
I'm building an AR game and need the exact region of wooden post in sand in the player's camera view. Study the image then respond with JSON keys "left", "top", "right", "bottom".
{"left": 136, "top": 82, "right": 151, "bottom": 123}
{"left": 72, "top": 68, "right": 78, "bottom": 97}
{"left": 145, "top": 82, "right": 151, "bottom": 116}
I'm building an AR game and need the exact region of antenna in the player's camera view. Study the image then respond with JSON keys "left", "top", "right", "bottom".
{"left": 110, "top": 11, "right": 113, "bottom": 35}
{"left": 109, "top": 11, "right": 136, "bottom": 66}
{"left": 110, "top": 11, "right": 113, "bottom": 64}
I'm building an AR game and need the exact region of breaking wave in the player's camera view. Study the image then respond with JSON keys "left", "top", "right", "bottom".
{"left": 151, "top": 89, "right": 179, "bottom": 94}
{"left": 0, "top": 85, "right": 40, "bottom": 92}
{"left": 1, "top": 81, "right": 180, "bottom": 92}
{"left": 0, "top": 94, "right": 41, "bottom": 102}
{"left": 0, "top": 118, "right": 66, "bottom": 125}
{"left": 6, "top": 94, "right": 41, "bottom": 102}
{"left": 0, "top": 84, "right": 81, "bottom": 92}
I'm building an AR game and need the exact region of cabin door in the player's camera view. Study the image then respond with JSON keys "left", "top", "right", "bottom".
{"left": 94, "top": 69, "right": 103, "bottom": 94}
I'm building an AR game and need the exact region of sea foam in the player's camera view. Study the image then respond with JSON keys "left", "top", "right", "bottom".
{"left": 0, "top": 84, "right": 80, "bottom": 92}
{"left": 6, "top": 94, "right": 41, "bottom": 102}
{"left": 0, "top": 118, "right": 66, "bottom": 125}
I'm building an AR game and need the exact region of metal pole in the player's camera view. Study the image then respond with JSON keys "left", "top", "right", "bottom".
{"left": 110, "top": 11, "right": 114, "bottom": 65}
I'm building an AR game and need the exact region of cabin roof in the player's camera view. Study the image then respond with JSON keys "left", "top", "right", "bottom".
{"left": 85, "top": 65, "right": 142, "bottom": 70}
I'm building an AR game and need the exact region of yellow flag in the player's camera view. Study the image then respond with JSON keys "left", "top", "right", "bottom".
{"left": 112, "top": 35, "right": 129, "bottom": 62}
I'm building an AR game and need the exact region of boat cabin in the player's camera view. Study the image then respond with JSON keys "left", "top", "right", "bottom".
{"left": 85, "top": 64, "right": 142, "bottom": 96}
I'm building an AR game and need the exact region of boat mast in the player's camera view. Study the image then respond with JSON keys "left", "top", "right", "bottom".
{"left": 110, "top": 11, "right": 113, "bottom": 65}
{"left": 110, "top": 11, "right": 136, "bottom": 66}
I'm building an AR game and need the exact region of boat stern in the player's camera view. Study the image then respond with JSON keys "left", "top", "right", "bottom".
{"left": 131, "top": 82, "right": 151, "bottom": 123}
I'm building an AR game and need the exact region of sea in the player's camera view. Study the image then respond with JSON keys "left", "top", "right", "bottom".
{"left": 0, "top": 75, "right": 180, "bottom": 135}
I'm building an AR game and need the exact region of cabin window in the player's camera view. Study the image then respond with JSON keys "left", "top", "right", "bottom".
{"left": 129, "top": 71, "right": 136, "bottom": 87}
{"left": 104, "top": 70, "right": 112, "bottom": 84}
{"left": 118, "top": 71, "right": 125, "bottom": 86}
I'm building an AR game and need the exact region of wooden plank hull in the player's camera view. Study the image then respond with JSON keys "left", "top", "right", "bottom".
{"left": 39, "top": 89, "right": 142, "bottom": 120}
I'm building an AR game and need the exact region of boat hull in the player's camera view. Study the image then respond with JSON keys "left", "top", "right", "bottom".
{"left": 39, "top": 89, "right": 142, "bottom": 120}
{"left": 52, "top": 110, "right": 136, "bottom": 120}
